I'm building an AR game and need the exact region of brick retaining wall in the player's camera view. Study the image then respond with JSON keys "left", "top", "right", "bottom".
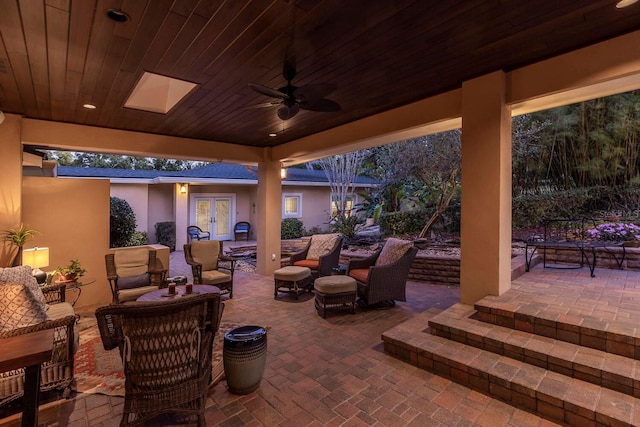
{"left": 339, "top": 252, "right": 461, "bottom": 286}
{"left": 283, "top": 240, "right": 640, "bottom": 286}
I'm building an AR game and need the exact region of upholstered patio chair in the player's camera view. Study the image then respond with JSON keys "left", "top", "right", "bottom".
{"left": 187, "top": 225, "right": 210, "bottom": 242}
{"left": 95, "top": 293, "right": 223, "bottom": 427}
{"left": 289, "top": 233, "right": 343, "bottom": 279}
{"left": 105, "top": 248, "right": 167, "bottom": 304}
{"left": 0, "top": 266, "right": 77, "bottom": 404}
{"left": 184, "top": 240, "right": 236, "bottom": 298}
{"left": 347, "top": 238, "right": 418, "bottom": 307}
{"left": 233, "top": 221, "right": 251, "bottom": 241}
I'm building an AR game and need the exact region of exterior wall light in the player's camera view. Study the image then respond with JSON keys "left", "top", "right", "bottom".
{"left": 180, "top": 183, "right": 187, "bottom": 194}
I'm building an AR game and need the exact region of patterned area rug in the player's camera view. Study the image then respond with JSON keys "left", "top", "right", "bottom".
{"left": 74, "top": 319, "right": 237, "bottom": 397}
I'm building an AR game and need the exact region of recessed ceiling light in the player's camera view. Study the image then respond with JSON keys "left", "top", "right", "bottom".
{"left": 83, "top": 103, "right": 97, "bottom": 109}
{"left": 106, "top": 9, "right": 130, "bottom": 22}
{"left": 269, "top": 133, "right": 277, "bottom": 137}
{"left": 616, "top": 0, "right": 638, "bottom": 8}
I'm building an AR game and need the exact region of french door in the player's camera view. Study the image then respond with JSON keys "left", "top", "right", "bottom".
{"left": 193, "top": 195, "right": 233, "bottom": 241}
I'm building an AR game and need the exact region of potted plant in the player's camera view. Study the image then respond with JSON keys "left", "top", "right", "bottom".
{"left": 1, "top": 225, "right": 38, "bottom": 267}
{"left": 54, "top": 259, "right": 86, "bottom": 282}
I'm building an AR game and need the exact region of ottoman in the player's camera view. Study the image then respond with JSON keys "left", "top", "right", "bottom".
{"left": 314, "top": 275, "right": 357, "bottom": 318}
{"left": 274, "top": 266, "right": 312, "bottom": 299}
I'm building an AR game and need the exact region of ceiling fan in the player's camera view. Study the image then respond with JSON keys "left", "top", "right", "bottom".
{"left": 248, "top": 63, "right": 341, "bottom": 120}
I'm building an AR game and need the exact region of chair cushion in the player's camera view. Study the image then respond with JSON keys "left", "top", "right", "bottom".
{"left": 293, "top": 259, "right": 320, "bottom": 270}
{"left": 314, "top": 276, "right": 357, "bottom": 294}
{"left": 114, "top": 248, "right": 150, "bottom": 277}
{"left": 0, "top": 283, "right": 50, "bottom": 331}
{"left": 201, "top": 270, "right": 231, "bottom": 285}
{"left": 274, "top": 266, "right": 311, "bottom": 281}
{"left": 191, "top": 240, "right": 220, "bottom": 271}
{"left": 375, "top": 238, "right": 413, "bottom": 266}
{"left": 118, "top": 273, "right": 150, "bottom": 290}
{"left": 348, "top": 268, "right": 370, "bottom": 284}
{"left": 307, "top": 234, "right": 340, "bottom": 260}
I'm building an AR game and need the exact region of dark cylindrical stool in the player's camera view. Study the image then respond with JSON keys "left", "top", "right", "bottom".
{"left": 223, "top": 325, "right": 267, "bottom": 394}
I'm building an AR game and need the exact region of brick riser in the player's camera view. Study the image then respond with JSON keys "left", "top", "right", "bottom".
{"left": 428, "top": 317, "right": 640, "bottom": 399}
{"left": 383, "top": 316, "right": 639, "bottom": 426}
{"left": 473, "top": 304, "right": 640, "bottom": 360}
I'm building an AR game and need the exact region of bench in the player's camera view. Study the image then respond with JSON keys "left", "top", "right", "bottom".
{"left": 525, "top": 218, "right": 626, "bottom": 277}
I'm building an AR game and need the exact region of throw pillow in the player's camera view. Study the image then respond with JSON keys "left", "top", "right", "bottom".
{"left": 0, "top": 265, "right": 48, "bottom": 309}
{"left": 0, "top": 283, "right": 50, "bottom": 331}
{"left": 118, "top": 273, "right": 151, "bottom": 290}
{"left": 375, "top": 238, "right": 413, "bottom": 266}
{"left": 307, "top": 234, "right": 339, "bottom": 260}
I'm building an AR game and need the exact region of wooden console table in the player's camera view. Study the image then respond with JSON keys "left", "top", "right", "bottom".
{"left": 0, "top": 329, "right": 54, "bottom": 427}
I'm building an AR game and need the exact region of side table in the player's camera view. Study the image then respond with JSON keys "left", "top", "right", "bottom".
{"left": 56, "top": 278, "right": 96, "bottom": 306}
{"left": 0, "top": 329, "right": 54, "bottom": 427}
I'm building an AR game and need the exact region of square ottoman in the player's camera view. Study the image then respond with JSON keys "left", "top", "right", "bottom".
{"left": 274, "top": 266, "right": 312, "bottom": 299}
{"left": 313, "top": 275, "right": 357, "bottom": 318}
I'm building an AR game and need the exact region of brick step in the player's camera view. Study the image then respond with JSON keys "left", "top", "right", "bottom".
{"left": 473, "top": 296, "right": 640, "bottom": 359}
{"left": 383, "top": 309, "right": 639, "bottom": 426}
{"left": 428, "top": 303, "right": 640, "bottom": 398}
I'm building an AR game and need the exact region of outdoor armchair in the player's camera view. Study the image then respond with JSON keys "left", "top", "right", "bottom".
{"left": 0, "top": 266, "right": 77, "bottom": 405}
{"left": 187, "top": 225, "right": 210, "bottom": 242}
{"left": 233, "top": 221, "right": 251, "bottom": 241}
{"left": 105, "top": 248, "right": 167, "bottom": 304}
{"left": 184, "top": 240, "right": 236, "bottom": 298}
{"left": 289, "top": 233, "right": 343, "bottom": 279}
{"left": 347, "top": 238, "right": 418, "bottom": 306}
{"left": 95, "top": 293, "right": 223, "bottom": 427}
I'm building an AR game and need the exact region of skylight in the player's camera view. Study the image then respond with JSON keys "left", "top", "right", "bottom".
{"left": 124, "top": 72, "right": 197, "bottom": 114}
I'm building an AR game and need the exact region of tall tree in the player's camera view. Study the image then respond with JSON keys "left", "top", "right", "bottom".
{"left": 308, "top": 152, "right": 366, "bottom": 218}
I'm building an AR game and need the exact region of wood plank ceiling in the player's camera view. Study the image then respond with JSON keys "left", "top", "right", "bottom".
{"left": 0, "top": 0, "right": 639, "bottom": 149}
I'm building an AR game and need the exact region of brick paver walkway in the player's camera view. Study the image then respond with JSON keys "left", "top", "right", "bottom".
{"left": 0, "top": 251, "right": 563, "bottom": 426}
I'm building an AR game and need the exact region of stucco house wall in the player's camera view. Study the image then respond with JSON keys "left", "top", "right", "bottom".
{"left": 111, "top": 183, "right": 149, "bottom": 233}
{"left": 283, "top": 185, "right": 333, "bottom": 232}
{"left": 148, "top": 184, "right": 174, "bottom": 243}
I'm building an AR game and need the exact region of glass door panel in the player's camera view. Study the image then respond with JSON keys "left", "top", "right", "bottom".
{"left": 195, "top": 199, "right": 211, "bottom": 233}
{"left": 214, "top": 198, "right": 231, "bottom": 239}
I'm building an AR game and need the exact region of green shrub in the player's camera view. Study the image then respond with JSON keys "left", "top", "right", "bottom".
{"left": 110, "top": 197, "right": 136, "bottom": 248}
{"left": 330, "top": 214, "right": 362, "bottom": 238}
{"left": 304, "top": 226, "right": 325, "bottom": 236}
{"left": 155, "top": 222, "right": 176, "bottom": 251}
{"left": 127, "top": 231, "right": 148, "bottom": 246}
{"left": 281, "top": 218, "right": 304, "bottom": 239}
{"left": 379, "top": 204, "right": 461, "bottom": 237}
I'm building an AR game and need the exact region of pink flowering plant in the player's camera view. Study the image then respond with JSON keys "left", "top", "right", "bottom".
{"left": 586, "top": 222, "right": 640, "bottom": 242}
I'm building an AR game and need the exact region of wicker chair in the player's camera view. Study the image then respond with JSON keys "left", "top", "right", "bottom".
{"left": 184, "top": 241, "right": 236, "bottom": 298}
{"left": 289, "top": 234, "right": 343, "bottom": 279}
{"left": 105, "top": 248, "right": 167, "bottom": 304}
{"left": 95, "top": 293, "right": 223, "bottom": 427}
{"left": 347, "top": 238, "right": 418, "bottom": 306}
{"left": 0, "top": 278, "right": 77, "bottom": 405}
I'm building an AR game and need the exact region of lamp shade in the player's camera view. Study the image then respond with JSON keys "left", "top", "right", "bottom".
{"left": 22, "top": 247, "right": 50, "bottom": 269}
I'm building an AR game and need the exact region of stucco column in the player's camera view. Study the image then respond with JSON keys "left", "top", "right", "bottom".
{"left": 174, "top": 183, "right": 189, "bottom": 251}
{"left": 0, "top": 114, "right": 23, "bottom": 266}
{"left": 460, "top": 71, "right": 512, "bottom": 304}
{"left": 256, "top": 157, "right": 282, "bottom": 276}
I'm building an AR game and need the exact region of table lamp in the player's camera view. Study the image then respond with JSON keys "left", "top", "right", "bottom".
{"left": 22, "top": 247, "right": 50, "bottom": 284}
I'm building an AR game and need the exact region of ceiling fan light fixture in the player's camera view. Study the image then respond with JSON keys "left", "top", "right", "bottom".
{"left": 277, "top": 104, "right": 299, "bottom": 120}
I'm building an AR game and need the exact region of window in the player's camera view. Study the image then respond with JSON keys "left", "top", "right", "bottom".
{"left": 283, "top": 194, "right": 302, "bottom": 217}
{"left": 331, "top": 195, "right": 356, "bottom": 218}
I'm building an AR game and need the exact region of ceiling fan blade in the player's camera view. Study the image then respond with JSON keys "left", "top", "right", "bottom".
{"left": 298, "top": 98, "right": 341, "bottom": 112}
{"left": 244, "top": 101, "right": 282, "bottom": 110}
{"left": 248, "top": 83, "right": 288, "bottom": 99}
{"left": 277, "top": 104, "right": 300, "bottom": 120}
{"left": 294, "top": 83, "right": 337, "bottom": 100}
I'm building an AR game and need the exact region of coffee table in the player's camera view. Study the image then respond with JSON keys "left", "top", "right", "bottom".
{"left": 137, "top": 284, "right": 220, "bottom": 302}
